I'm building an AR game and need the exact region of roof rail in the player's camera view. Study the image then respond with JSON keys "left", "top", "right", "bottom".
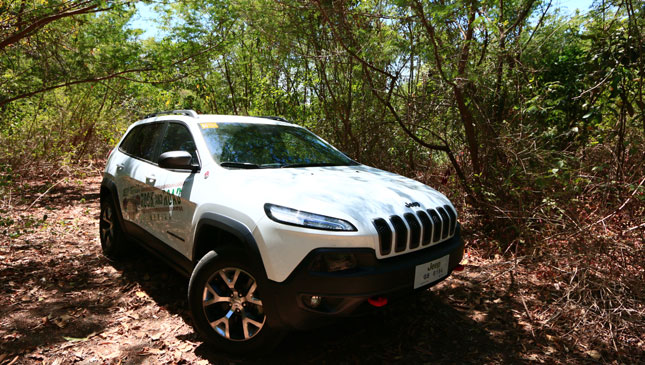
{"left": 259, "top": 116, "right": 289, "bottom": 123}
{"left": 145, "top": 109, "right": 198, "bottom": 119}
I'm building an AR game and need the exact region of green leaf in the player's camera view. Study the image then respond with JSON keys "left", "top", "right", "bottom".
{"left": 63, "top": 336, "right": 89, "bottom": 342}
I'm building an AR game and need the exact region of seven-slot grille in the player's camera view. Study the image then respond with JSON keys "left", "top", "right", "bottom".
{"left": 373, "top": 205, "right": 457, "bottom": 257}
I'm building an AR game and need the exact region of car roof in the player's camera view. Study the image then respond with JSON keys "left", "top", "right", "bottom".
{"left": 137, "top": 113, "right": 298, "bottom": 128}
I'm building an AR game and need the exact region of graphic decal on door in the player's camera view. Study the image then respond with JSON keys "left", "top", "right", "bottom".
{"left": 122, "top": 183, "right": 184, "bottom": 222}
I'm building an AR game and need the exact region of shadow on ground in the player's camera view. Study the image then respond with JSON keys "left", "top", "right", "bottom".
{"left": 112, "top": 249, "right": 531, "bottom": 364}
{"left": 3, "top": 175, "right": 643, "bottom": 363}
{"left": 3, "top": 233, "right": 632, "bottom": 363}
{"left": 1, "top": 260, "right": 121, "bottom": 361}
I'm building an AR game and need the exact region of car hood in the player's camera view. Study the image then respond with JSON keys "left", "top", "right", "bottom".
{"left": 216, "top": 164, "right": 453, "bottom": 226}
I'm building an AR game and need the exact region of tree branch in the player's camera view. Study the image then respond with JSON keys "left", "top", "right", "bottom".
{"left": 0, "top": 68, "right": 153, "bottom": 107}
{"left": 313, "top": 0, "right": 396, "bottom": 80}
{"left": 0, "top": 4, "right": 104, "bottom": 51}
{"left": 410, "top": 0, "right": 455, "bottom": 87}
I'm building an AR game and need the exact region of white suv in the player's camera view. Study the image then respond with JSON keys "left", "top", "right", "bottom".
{"left": 100, "top": 110, "right": 464, "bottom": 352}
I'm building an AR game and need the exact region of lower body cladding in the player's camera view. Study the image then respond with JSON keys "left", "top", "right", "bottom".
{"left": 263, "top": 225, "right": 465, "bottom": 330}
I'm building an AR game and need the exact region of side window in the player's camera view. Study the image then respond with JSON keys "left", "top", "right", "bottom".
{"left": 160, "top": 123, "right": 198, "bottom": 162}
{"left": 119, "top": 123, "right": 165, "bottom": 162}
{"left": 138, "top": 123, "right": 165, "bottom": 162}
{"left": 120, "top": 126, "right": 141, "bottom": 155}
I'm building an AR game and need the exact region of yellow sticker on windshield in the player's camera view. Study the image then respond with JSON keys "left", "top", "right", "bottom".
{"left": 200, "top": 122, "right": 218, "bottom": 129}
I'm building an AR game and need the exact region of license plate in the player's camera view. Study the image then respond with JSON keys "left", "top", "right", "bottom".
{"left": 414, "top": 255, "right": 449, "bottom": 289}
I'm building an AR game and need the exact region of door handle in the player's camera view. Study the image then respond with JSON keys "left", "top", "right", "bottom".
{"left": 145, "top": 175, "right": 156, "bottom": 186}
{"left": 116, "top": 164, "right": 125, "bottom": 171}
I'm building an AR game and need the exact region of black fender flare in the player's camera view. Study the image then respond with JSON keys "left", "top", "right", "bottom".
{"left": 193, "top": 212, "right": 267, "bottom": 278}
{"left": 192, "top": 213, "right": 285, "bottom": 327}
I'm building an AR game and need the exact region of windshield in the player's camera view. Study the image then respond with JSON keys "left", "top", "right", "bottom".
{"left": 199, "top": 122, "right": 358, "bottom": 168}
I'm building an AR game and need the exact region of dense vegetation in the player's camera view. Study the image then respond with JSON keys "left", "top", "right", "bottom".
{"left": 1, "top": 0, "right": 643, "bottom": 361}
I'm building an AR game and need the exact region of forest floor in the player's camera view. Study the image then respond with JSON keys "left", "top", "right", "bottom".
{"left": 0, "top": 167, "right": 643, "bottom": 364}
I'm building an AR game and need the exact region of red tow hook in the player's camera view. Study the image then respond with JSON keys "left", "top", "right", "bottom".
{"left": 453, "top": 264, "right": 465, "bottom": 272}
{"left": 368, "top": 296, "right": 388, "bottom": 307}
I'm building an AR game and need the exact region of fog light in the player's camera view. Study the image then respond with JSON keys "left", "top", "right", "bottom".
{"left": 303, "top": 295, "right": 323, "bottom": 308}
{"left": 309, "top": 252, "right": 358, "bottom": 272}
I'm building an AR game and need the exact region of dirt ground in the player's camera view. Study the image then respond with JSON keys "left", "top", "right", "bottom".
{"left": 1, "top": 170, "right": 643, "bottom": 364}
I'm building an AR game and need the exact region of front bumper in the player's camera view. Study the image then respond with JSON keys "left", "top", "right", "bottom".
{"left": 264, "top": 225, "right": 465, "bottom": 330}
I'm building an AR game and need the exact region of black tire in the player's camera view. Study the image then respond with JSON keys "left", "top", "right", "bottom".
{"left": 188, "top": 250, "right": 285, "bottom": 353}
{"left": 99, "top": 194, "right": 128, "bottom": 259}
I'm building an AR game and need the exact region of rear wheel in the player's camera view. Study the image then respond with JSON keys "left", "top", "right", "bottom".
{"left": 188, "top": 250, "right": 285, "bottom": 353}
{"left": 99, "top": 195, "right": 127, "bottom": 259}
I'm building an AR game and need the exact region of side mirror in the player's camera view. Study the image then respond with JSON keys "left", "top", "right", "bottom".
{"left": 159, "top": 151, "right": 199, "bottom": 172}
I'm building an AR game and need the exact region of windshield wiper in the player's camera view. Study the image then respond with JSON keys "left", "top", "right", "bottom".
{"left": 280, "top": 162, "right": 346, "bottom": 168}
{"left": 220, "top": 162, "right": 261, "bottom": 169}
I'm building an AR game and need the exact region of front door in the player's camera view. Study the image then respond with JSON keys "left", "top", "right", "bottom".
{"left": 154, "top": 122, "right": 199, "bottom": 257}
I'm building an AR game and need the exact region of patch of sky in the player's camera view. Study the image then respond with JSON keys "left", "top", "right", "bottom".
{"left": 128, "top": 1, "right": 595, "bottom": 41}
{"left": 127, "top": 2, "right": 169, "bottom": 39}
{"left": 559, "top": 0, "right": 595, "bottom": 14}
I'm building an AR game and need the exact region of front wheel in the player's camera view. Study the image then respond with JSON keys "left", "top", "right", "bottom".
{"left": 188, "top": 251, "right": 285, "bottom": 353}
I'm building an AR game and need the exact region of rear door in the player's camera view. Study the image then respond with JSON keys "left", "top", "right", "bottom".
{"left": 115, "top": 122, "right": 167, "bottom": 235}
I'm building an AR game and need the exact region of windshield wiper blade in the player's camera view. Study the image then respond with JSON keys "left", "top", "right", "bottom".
{"left": 280, "top": 162, "right": 344, "bottom": 168}
{"left": 220, "top": 162, "right": 261, "bottom": 169}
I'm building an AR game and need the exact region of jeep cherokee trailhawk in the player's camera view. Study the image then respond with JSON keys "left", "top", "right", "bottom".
{"left": 100, "top": 110, "right": 465, "bottom": 352}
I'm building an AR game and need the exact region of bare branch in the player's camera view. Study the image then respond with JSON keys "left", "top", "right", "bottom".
{"left": 0, "top": 4, "right": 105, "bottom": 51}
{"left": 410, "top": 0, "right": 454, "bottom": 87}
{"left": 313, "top": 0, "right": 396, "bottom": 80}
{"left": 0, "top": 68, "right": 153, "bottom": 107}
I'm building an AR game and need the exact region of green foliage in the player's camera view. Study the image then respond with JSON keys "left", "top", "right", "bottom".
{"left": 0, "top": 0, "right": 643, "bottom": 252}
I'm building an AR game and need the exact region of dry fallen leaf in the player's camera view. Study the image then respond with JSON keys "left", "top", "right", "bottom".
{"left": 53, "top": 315, "right": 72, "bottom": 328}
{"left": 3, "top": 333, "right": 19, "bottom": 341}
{"left": 173, "top": 349, "right": 183, "bottom": 360}
{"left": 135, "top": 291, "right": 147, "bottom": 298}
{"left": 545, "top": 334, "right": 558, "bottom": 342}
{"left": 525, "top": 354, "right": 539, "bottom": 361}
{"left": 586, "top": 350, "right": 601, "bottom": 360}
{"left": 101, "top": 350, "right": 121, "bottom": 360}
{"left": 178, "top": 342, "right": 193, "bottom": 352}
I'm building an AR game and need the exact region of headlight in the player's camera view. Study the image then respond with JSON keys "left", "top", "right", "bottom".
{"left": 264, "top": 203, "right": 356, "bottom": 231}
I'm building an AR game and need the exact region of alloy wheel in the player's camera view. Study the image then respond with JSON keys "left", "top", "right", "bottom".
{"left": 100, "top": 203, "right": 114, "bottom": 249}
{"left": 202, "top": 267, "right": 265, "bottom": 341}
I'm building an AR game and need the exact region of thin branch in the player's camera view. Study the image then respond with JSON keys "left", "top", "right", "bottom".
{"left": 522, "top": 0, "right": 552, "bottom": 52}
{"left": 573, "top": 68, "right": 615, "bottom": 100}
{"left": 0, "top": 68, "right": 153, "bottom": 107}
{"left": 0, "top": 4, "right": 106, "bottom": 51}
{"left": 25, "top": 180, "right": 64, "bottom": 211}
{"left": 115, "top": 74, "right": 187, "bottom": 85}
{"left": 505, "top": 0, "right": 537, "bottom": 36}
{"left": 313, "top": 1, "right": 395, "bottom": 80}
{"left": 593, "top": 176, "right": 645, "bottom": 225}
{"left": 410, "top": 0, "right": 454, "bottom": 87}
